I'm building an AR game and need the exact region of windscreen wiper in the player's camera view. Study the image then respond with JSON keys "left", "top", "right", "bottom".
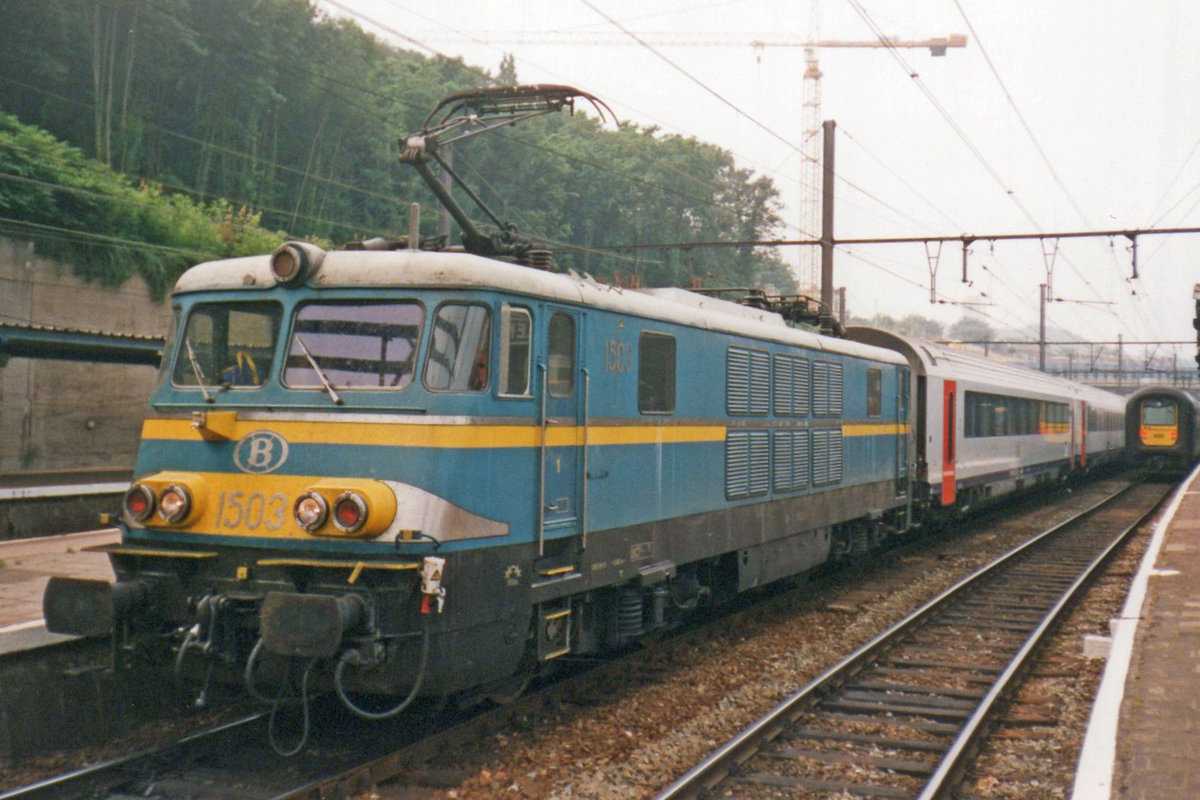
{"left": 184, "top": 338, "right": 214, "bottom": 404}
{"left": 294, "top": 335, "right": 343, "bottom": 405}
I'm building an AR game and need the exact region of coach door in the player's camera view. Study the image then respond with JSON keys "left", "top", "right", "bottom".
{"left": 538, "top": 308, "right": 585, "bottom": 555}
{"left": 896, "top": 367, "right": 910, "bottom": 497}
{"left": 941, "top": 380, "right": 957, "bottom": 506}
{"left": 1078, "top": 401, "right": 1087, "bottom": 468}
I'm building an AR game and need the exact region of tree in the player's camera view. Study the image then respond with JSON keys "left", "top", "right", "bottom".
{"left": 895, "top": 314, "right": 945, "bottom": 339}
{"left": 0, "top": 0, "right": 792, "bottom": 295}
{"left": 948, "top": 316, "right": 995, "bottom": 342}
{"left": 497, "top": 53, "right": 517, "bottom": 86}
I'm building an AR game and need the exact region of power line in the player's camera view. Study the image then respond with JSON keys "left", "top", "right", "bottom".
{"left": 578, "top": 0, "right": 803, "bottom": 157}
{"left": 946, "top": 0, "right": 1150, "bottom": 338}
{"left": 0, "top": 144, "right": 382, "bottom": 238}
{"left": 845, "top": 1, "right": 1116, "bottom": 311}
{"left": 840, "top": 127, "right": 966, "bottom": 232}
{"left": 951, "top": 0, "right": 1093, "bottom": 230}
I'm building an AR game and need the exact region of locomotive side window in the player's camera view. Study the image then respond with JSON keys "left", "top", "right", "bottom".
{"left": 866, "top": 368, "right": 882, "bottom": 417}
{"left": 547, "top": 312, "right": 575, "bottom": 398}
{"left": 638, "top": 332, "right": 676, "bottom": 413}
{"left": 424, "top": 304, "right": 492, "bottom": 392}
{"left": 173, "top": 302, "right": 281, "bottom": 389}
{"left": 498, "top": 305, "right": 532, "bottom": 397}
{"left": 284, "top": 301, "right": 422, "bottom": 390}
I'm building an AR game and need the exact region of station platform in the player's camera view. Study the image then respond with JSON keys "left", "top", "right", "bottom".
{"left": 1074, "top": 463, "right": 1200, "bottom": 799}
{"left": 0, "top": 470, "right": 129, "bottom": 538}
{"left": 0, "top": 527, "right": 117, "bottom": 654}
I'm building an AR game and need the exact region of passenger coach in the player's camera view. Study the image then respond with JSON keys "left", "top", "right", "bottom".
{"left": 846, "top": 328, "right": 1125, "bottom": 513}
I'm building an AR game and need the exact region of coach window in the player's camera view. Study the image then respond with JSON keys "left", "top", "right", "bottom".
{"left": 498, "top": 305, "right": 532, "bottom": 396}
{"left": 547, "top": 312, "right": 575, "bottom": 397}
{"left": 866, "top": 368, "right": 882, "bottom": 417}
{"left": 638, "top": 332, "right": 676, "bottom": 413}
{"left": 424, "top": 303, "right": 492, "bottom": 392}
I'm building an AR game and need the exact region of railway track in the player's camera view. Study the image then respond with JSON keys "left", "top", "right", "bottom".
{"left": 0, "top": 478, "right": 1163, "bottom": 800}
{"left": 0, "top": 700, "right": 451, "bottom": 800}
{"left": 653, "top": 479, "right": 1169, "bottom": 800}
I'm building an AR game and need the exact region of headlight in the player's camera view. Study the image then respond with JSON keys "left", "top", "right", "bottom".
{"left": 294, "top": 491, "right": 330, "bottom": 531}
{"left": 158, "top": 484, "right": 192, "bottom": 524}
{"left": 124, "top": 484, "right": 156, "bottom": 522}
{"left": 270, "top": 241, "right": 324, "bottom": 284}
{"left": 332, "top": 492, "right": 368, "bottom": 533}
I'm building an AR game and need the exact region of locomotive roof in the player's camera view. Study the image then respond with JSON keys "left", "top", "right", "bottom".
{"left": 175, "top": 248, "right": 905, "bottom": 365}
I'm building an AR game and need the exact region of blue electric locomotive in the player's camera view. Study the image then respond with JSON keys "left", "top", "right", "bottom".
{"left": 44, "top": 240, "right": 913, "bottom": 712}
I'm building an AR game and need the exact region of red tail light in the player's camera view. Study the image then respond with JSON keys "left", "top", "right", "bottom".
{"left": 124, "top": 485, "right": 156, "bottom": 522}
{"left": 332, "top": 492, "right": 367, "bottom": 533}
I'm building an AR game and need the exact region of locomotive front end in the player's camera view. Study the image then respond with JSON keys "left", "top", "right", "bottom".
{"left": 45, "top": 243, "right": 530, "bottom": 714}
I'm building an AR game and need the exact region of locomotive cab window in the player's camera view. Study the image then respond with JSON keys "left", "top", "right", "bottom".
{"left": 1142, "top": 400, "right": 1177, "bottom": 426}
{"left": 425, "top": 304, "right": 492, "bottom": 392}
{"left": 173, "top": 301, "right": 281, "bottom": 389}
{"left": 547, "top": 312, "right": 575, "bottom": 398}
{"left": 284, "top": 301, "right": 422, "bottom": 390}
{"left": 498, "top": 305, "right": 532, "bottom": 397}
{"left": 638, "top": 332, "right": 676, "bottom": 414}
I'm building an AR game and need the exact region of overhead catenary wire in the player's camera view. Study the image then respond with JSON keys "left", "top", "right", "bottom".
{"left": 9, "top": 0, "right": 1190, "bottom": 350}
{"left": 844, "top": 0, "right": 1140, "bottom": 334}
{"left": 951, "top": 0, "right": 1093, "bottom": 231}
{"left": 578, "top": 0, "right": 804, "bottom": 158}
{"left": 947, "top": 0, "right": 1154, "bottom": 340}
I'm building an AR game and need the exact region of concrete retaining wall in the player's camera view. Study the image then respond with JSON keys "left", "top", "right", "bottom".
{"left": 0, "top": 236, "right": 173, "bottom": 535}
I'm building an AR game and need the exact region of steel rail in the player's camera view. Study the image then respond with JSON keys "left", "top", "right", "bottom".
{"left": 654, "top": 480, "right": 1163, "bottom": 800}
{"left": 0, "top": 713, "right": 267, "bottom": 800}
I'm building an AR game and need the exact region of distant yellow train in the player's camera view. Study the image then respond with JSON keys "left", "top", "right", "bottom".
{"left": 1126, "top": 386, "right": 1200, "bottom": 471}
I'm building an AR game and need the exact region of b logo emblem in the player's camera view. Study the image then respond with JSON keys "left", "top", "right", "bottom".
{"left": 233, "top": 430, "right": 289, "bottom": 474}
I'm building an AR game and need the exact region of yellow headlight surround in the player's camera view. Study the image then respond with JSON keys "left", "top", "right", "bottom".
{"left": 129, "top": 471, "right": 208, "bottom": 527}
{"left": 298, "top": 479, "right": 397, "bottom": 539}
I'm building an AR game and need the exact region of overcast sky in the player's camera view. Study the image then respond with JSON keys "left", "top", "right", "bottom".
{"left": 325, "top": 0, "right": 1200, "bottom": 364}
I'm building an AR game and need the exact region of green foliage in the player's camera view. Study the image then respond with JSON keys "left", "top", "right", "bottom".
{"left": 854, "top": 312, "right": 946, "bottom": 339}
{"left": 0, "top": 112, "right": 289, "bottom": 296}
{"left": 948, "top": 316, "right": 996, "bottom": 342}
{"left": 0, "top": 0, "right": 790, "bottom": 293}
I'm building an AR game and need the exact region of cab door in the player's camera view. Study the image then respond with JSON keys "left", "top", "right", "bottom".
{"left": 538, "top": 308, "right": 584, "bottom": 553}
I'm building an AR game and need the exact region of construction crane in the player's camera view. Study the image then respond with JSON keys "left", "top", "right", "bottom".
{"left": 420, "top": 29, "right": 967, "bottom": 294}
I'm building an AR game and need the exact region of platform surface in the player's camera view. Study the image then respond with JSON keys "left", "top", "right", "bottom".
{"left": 1114, "top": 475, "right": 1200, "bottom": 799}
{"left": 0, "top": 528, "right": 118, "bottom": 653}
{"left": 1074, "top": 465, "right": 1200, "bottom": 799}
